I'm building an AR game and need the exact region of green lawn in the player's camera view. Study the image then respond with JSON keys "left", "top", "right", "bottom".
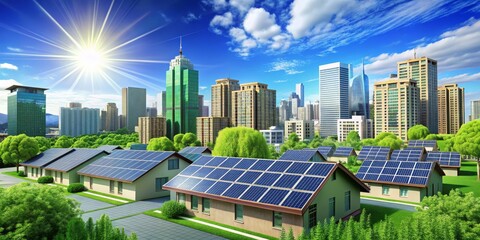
{"left": 361, "top": 195, "right": 419, "bottom": 206}
{"left": 360, "top": 204, "right": 414, "bottom": 226}
{"left": 443, "top": 161, "right": 479, "bottom": 197}
{"left": 2, "top": 171, "right": 35, "bottom": 182}
{"left": 76, "top": 190, "right": 133, "bottom": 206}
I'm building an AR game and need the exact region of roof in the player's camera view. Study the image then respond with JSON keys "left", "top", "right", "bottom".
{"left": 129, "top": 144, "right": 147, "bottom": 150}
{"left": 96, "top": 145, "right": 123, "bottom": 153}
{"left": 426, "top": 152, "right": 461, "bottom": 168}
{"left": 77, "top": 150, "right": 191, "bottom": 183}
{"left": 317, "top": 146, "right": 335, "bottom": 158}
{"left": 356, "top": 160, "right": 445, "bottom": 188}
{"left": 21, "top": 148, "right": 74, "bottom": 167}
{"left": 5, "top": 85, "right": 48, "bottom": 91}
{"left": 357, "top": 146, "right": 391, "bottom": 161}
{"left": 408, "top": 140, "right": 437, "bottom": 149}
{"left": 44, "top": 149, "right": 107, "bottom": 172}
{"left": 333, "top": 147, "right": 356, "bottom": 157}
{"left": 179, "top": 146, "right": 212, "bottom": 154}
{"left": 178, "top": 153, "right": 204, "bottom": 162}
{"left": 390, "top": 148, "right": 425, "bottom": 162}
{"left": 163, "top": 156, "right": 369, "bottom": 215}
{"left": 278, "top": 150, "right": 326, "bottom": 162}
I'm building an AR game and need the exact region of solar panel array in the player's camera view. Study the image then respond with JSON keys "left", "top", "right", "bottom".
{"left": 179, "top": 153, "right": 203, "bottom": 162}
{"left": 22, "top": 148, "right": 74, "bottom": 167}
{"left": 45, "top": 149, "right": 106, "bottom": 172}
{"left": 356, "top": 160, "right": 433, "bottom": 186}
{"left": 96, "top": 145, "right": 122, "bottom": 153}
{"left": 408, "top": 140, "right": 437, "bottom": 148}
{"left": 278, "top": 150, "right": 320, "bottom": 161}
{"left": 179, "top": 147, "right": 210, "bottom": 154}
{"left": 333, "top": 147, "right": 355, "bottom": 157}
{"left": 78, "top": 150, "right": 175, "bottom": 182}
{"left": 426, "top": 152, "right": 461, "bottom": 167}
{"left": 164, "top": 156, "right": 336, "bottom": 210}
{"left": 390, "top": 148, "right": 424, "bottom": 161}
{"left": 357, "top": 146, "right": 391, "bottom": 161}
{"left": 317, "top": 146, "right": 334, "bottom": 158}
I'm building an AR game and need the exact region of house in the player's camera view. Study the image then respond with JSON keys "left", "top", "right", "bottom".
{"left": 356, "top": 160, "right": 444, "bottom": 202}
{"left": 357, "top": 146, "right": 392, "bottom": 161}
{"left": 77, "top": 150, "right": 192, "bottom": 200}
{"left": 390, "top": 148, "right": 427, "bottom": 161}
{"left": 178, "top": 146, "right": 212, "bottom": 162}
{"left": 43, "top": 149, "right": 107, "bottom": 185}
{"left": 22, "top": 148, "right": 74, "bottom": 180}
{"left": 329, "top": 147, "right": 357, "bottom": 163}
{"left": 96, "top": 145, "right": 123, "bottom": 153}
{"left": 278, "top": 150, "right": 327, "bottom": 162}
{"left": 163, "top": 156, "right": 370, "bottom": 238}
{"left": 129, "top": 143, "right": 148, "bottom": 150}
{"left": 408, "top": 140, "right": 438, "bottom": 152}
{"left": 426, "top": 152, "right": 461, "bottom": 176}
{"left": 317, "top": 146, "right": 335, "bottom": 160}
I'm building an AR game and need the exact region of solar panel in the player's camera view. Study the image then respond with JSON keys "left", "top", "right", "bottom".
{"left": 286, "top": 162, "right": 312, "bottom": 174}
{"left": 22, "top": 148, "right": 74, "bottom": 167}
{"left": 222, "top": 184, "right": 249, "bottom": 198}
{"left": 240, "top": 186, "right": 268, "bottom": 201}
{"left": 234, "top": 158, "right": 257, "bottom": 169}
{"left": 206, "top": 181, "right": 231, "bottom": 195}
{"left": 178, "top": 153, "right": 203, "bottom": 162}
{"left": 426, "top": 152, "right": 461, "bottom": 167}
{"left": 357, "top": 146, "right": 391, "bottom": 161}
{"left": 268, "top": 161, "right": 293, "bottom": 172}
{"left": 259, "top": 189, "right": 289, "bottom": 205}
{"left": 295, "top": 176, "right": 325, "bottom": 191}
{"left": 408, "top": 140, "right": 437, "bottom": 148}
{"left": 278, "top": 150, "right": 319, "bottom": 161}
{"left": 255, "top": 173, "right": 281, "bottom": 186}
{"left": 250, "top": 159, "right": 274, "bottom": 170}
{"left": 317, "top": 146, "right": 334, "bottom": 159}
{"left": 282, "top": 191, "right": 312, "bottom": 208}
{"left": 179, "top": 146, "right": 210, "bottom": 154}
{"left": 206, "top": 168, "right": 228, "bottom": 180}
{"left": 390, "top": 149, "right": 424, "bottom": 162}
{"left": 96, "top": 145, "right": 122, "bottom": 153}
{"left": 333, "top": 147, "right": 355, "bottom": 157}
{"left": 237, "top": 171, "right": 262, "bottom": 184}
{"left": 220, "top": 169, "right": 244, "bottom": 181}
{"left": 192, "top": 179, "right": 216, "bottom": 192}
{"left": 44, "top": 149, "right": 105, "bottom": 172}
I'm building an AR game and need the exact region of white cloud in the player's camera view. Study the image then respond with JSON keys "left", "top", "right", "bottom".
{"left": 243, "top": 8, "right": 281, "bottom": 42}
{"left": 268, "top": 59, "right": 304, "bottom": 75}
{"left": 0, "top": 63, "right": 18, "bottom": 71}
{"left": 0, "top": 79, "right": 21, "bottom": 90}
{"left": 205, "top": 0, "right": 228, "bottom": 12}
{"left": 270, "top": 33, "right": 291, "bottom": 50}
{"left": 230, "top": 0, "right": 255, "bottom": 14}
{"left": 274, "top": 80, "right": 288, "bottom": 83}
{"left": 7, "top": 47, "right": 22, "bottom": 52}
{"left": 199, "top": 86, "right": 207, "bottom": 90}
{"left": 0, "top": 79, "right": 22, "bottom": 113}
{"left": 210, "top": 12, "right": 234, "bottom": 34}
{"left": 183, "top": 12, "right": 200, "bottom": 23}
{"left": 439, "top": 72, "right": 480, "bottom": 85}
{"left": 229, "top": 27, "right": 247, "bottom": 42}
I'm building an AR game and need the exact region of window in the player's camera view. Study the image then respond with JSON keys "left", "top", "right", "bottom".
{"left": 89, "top": 177, "right": 93, "bottom": 189}
{"left": 328, "top": 197, "right": 335, "bottom": 218}
{"left": 60, "top": 172, "right": 63, "bottom": 183}
{"left": 31, "top": 168, "right": 33, "bottom": 176}
{"left": 118, "top": 182, "right": 123, "bottom": 195}
{"left": 191, "top": 196, "right": 198, "bottom": 210}
{"left": 110, "top": 180, "right": 115, "bottom": 193}
{"left": 382, "top": 186, "right": 390, "bottom": 195}
{"left": 273, "top": 211, "right": 282, "bottom": 228}
{"left": 332, "top": 171, "right": 336, "bottom": 181}
{"left": 308, "top": 204, "right": 317, "bottom": 228}
{"left": 345, "top": 191, "right": 351, "bottom": 211}
{"left": 178, "top": 193, "right": 186, "bottom": 204}
{"left": 155, "top": 177, "right": 168, "bottom": 192}
{"left": 235, "top": 204, "right": 243, "bottom": 222}
{"left": 54, "top": 171, "right": 57, "bottom": 180}
{"left": 168, "top": 158, "right": 179, "bottom": 170}
{"left": 400, "top": 187, "right": 408, "bottom": 197}
{"left": 202, "top": 198, "right": 210, "bottom": 213}
{"left": 35, "top": 168, "right": 38, "bottom": 177}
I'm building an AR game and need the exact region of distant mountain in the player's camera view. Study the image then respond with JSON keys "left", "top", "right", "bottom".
{"left": 0, "top": 113, "right": 6, "bottom": 124}
{"left": 46, "top": 114, "right": 59, "bottom": 128}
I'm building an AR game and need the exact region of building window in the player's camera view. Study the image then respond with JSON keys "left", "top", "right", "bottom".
{"left": 332, "top": 171, "right": 336, "bottom": 181}
{"left": 35, "top": 168, "right": 38, "bottom": 177}
{"left": 235, "top": 204, "right": 243, "bottom": 222}
{"left": 155, "top": 177, "right": 168, "bottom": 192}
{"left": 118, "top": 182, "right": 123, "bottom": 195}
{"left": 89, "top": 177, "right": 93, "bottom": 189}
{"left": 400, "top": 187, "right": 408, "bottom": 197}
{"left": 308, "top": 204, "right": 317, "bottom": 228}
{"left": 328, "top": 197, "right": 335, "bottom": 218}
{"left": 382, "top": 186, "right": 390, "bottom": 195}
{"left": 168, "top": 158, "right": 179, "bottom": 170}
{"left": 345, "top": 191, "right": 351, "bottom": 211}
{"left": 54, "top": 171, "right": 57, "bottom": 180}
{"left": 110, "top": 180, "right": 115, "bottom": 193}
{"left": 31, "top": 168, "right": 33, "bottom": 176}
{"left": 202, "top": 198, "right": 210, "bottom": 213}
{"left": 191, "top": 196, "right": 198, "bottom": 210}
{"left": 273, "top": 211, "right": 282, "bottom": 228}
{"left": 178, "top": 193, "right": 186, "bottom": 204}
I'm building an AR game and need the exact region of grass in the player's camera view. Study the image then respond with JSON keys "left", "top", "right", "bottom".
{"left": 144, "top": 209, "right": 277, "bottom": 240}
{"left": 443, "top": 161, "right": 479, "bottom": 197}
{"left": 75, "top": 190, "right": 133, "bottom": 206}
{"left": 2, "top": 171, "right": 36, "bottom": 182}
{"left": 361, "top": 195, "right": 419, "bottom": 206}
{"left": 360, "top": 204, "right": 414, "bottom": 226}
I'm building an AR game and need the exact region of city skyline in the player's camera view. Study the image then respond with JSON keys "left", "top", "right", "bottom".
{"left": 0, "top": 0, "right": 479, "bottom": 120}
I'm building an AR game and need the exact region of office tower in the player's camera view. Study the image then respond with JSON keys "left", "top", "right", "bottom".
{"left": 119, "top": 114, "right": 126, "bottom": 129}
{"left": 122, "top": 87, "right": 146, "bottom": 132}
{"left": 260, "top": 126, "right": 284, "bottom": 152}
{"left": 319, "top": 62, "right": 351, "bottom": 137}
{"left": 313, "top": 100, "right": 319, "bottom": 120}
{"left": 69, "top": 102, "right": 82, "bottom": 108}
{"left": 202, "top": 106, "right": 209, "bottom": 117}
{"left": 305, "top": 101, "right": 313, "bottom": 121}
{"left": 471, "top": 100, "right": 480, "bottom": 121}
{"left": 196, "top": 117, "right": 229, "bottom": 146}
{"left": 289, "top": 92, "right": 300, "bottom": 119}
{"left": 146, "top": 107, "right": 158, "bottom": 117}
{"left": 100, "top": 110, "right": 107, "bottom": 131}
{"left": 278, "top": 99, "right": 291, "bottom": 125}
{"left": 198, "top": 95, "right": 204, "bottom": 117}
{"left": 165, "top": 42, "right": 199, "bottom": 139}
{"left": 105, "top": 103, "right": 119, "bottom": 131}
{"left": 284, "top": 120, "right": 315, "bottom": 141}
{"left": 398, "top": 57, "right": 438, "bottom": 133}
{"left": 296, "top": 83, "right": 304, "bottom": 107}
{"left": 337, "top": 116, "right": 373, "bottom": 142}
{"left": 60, "top": 106, "right": 100, "bottom": 137}
{"left": 374, "top": 78, "right": 419, "bottom": 141}
{"left": 297, "top": 107, "right": 305, "bottom": 121}
{"left": 350, "top": 62, "right": 369, "bottom": 118}
{"left": 231, "top": 82, "right": 277, "bottom": 130}
{"left": 438, "top": 84, "right": 464, "bottom": 134}
{"left": 7, "top": 85, "right": 47, "bottom": 136}
{"left": 156, "top": 91, "right": 166, "bottom": 117}
{"left": 211, "top": 78, "right": 240, "bottom": 119}
{"left": 138, "top": 117, "right": 166, "bottom": 144}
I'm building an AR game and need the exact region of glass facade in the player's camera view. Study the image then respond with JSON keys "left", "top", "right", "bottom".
{"left": 349, "top": 64, "right": 369, "bottom": 119}
{"left": 8, "top": 87, "right": 47, "bottom": 136}
{"left": 122, "top": 87, "right": 147, "bottom": 132}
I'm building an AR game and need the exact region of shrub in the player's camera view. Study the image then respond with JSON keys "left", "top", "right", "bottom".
{"left": 37, "top": 176, "right": 54, "bottom": 184}
{"left": 160, "top": 200, "right": 186, "bottom": 218}
{"left": 67, "top": 183, "right": 87, "bottom": 193}
{"left": 17, "top": 171, "right": 26, "bottom": 177}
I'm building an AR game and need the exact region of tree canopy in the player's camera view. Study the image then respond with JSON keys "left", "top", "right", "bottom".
{"left": 172, "top": 133, "right": 201, "bottom": 151}
{"left": 345, "top": 131, "right": 361, "bottom": 150}
{"left": 452, "top": 119, "right": 480, "bottom": 179}
{"left": 0, "top": 134, "right": 39, "bottom": 172}
{"left": 213, "top": 127, "right": 270, "bottom": 159}
{"left": 280, "top": 133, "right": 308, "bottom": 153}
{"left": 147, "top": 137, "right": 176, "bottom": 151}
{"left": 34, "top": 136, "right": 51, "bottom": 152}
{"left": 407, "top": 124, "right": 430, "bottom": 140}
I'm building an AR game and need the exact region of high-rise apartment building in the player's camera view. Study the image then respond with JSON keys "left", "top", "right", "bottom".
{"left": 471, "top": 99, "right": 480, "bottom": 121}
{"left": 100, "top": 110, "right": 107, "bottom": 131}
{"left": 165, "top": 44, "right": 199, "bottom": 139}
{"left": 138, "top": 117, "right": 166, "bottom": 144}
{"left": 297, "top": 107, "right": 305, "bottom": 121}
{"left": 211, "top": 78, "right": 240, "bottom": 119}
{"left": 122, "top": 87, "right": 146, "bottom": 132}
{"left": 7, "top": 85, "right": 47, "bottom": 136}
{"left": 319, "top": 62, "right": 351, "bottom": 137}
{"left": 397, "top": 57, "right": 438, "bottom": 133}
{"left": 278, "top": 99, "right": 291, "bottom": 125}
{"left": 196, "top": 117, "right": 229, "bottom": 146}
{"left": 156, "top": 91, "right": 166, "bottom": 117}
{"left": 69, "top": 102, "right": 82, "bottom": 108}
{"left": 146, "top": 107, "right": 158, "bottom": 117}
{"left": 438, "top": 84, "right": 464, "bottom": 134}
{"left": 231, "top": 82, "right": 276, "bottom": 130}
{"left": 60, "top": 105, "right": 100, "bottom": 137}
{"left": 374, "top": 78, "right": 419, "bottom": 141}
{"left": 198, "top": 95, "right": 204, "bottom": 117}
{"left": 296, "top": 83, "right": 304, "bottom": 107}
{"left": 313, "top": 100, "right": 319, "bottom": 120}
{"left": 105, "top": 103, "right": 119, "bottom": 131}
{"left": 284, "top": 120, "right": 315, "bottom": 141}
{"left": 350, "top": 63, "right": 369, "bottom": 118}
{"left": 202, "top": 106, "right": 209, "bottom": 117}
{"left": 304, "top": 102, "right": 313, "bottom": 121}
{"left": 260, "top": 126, "right": 284, "bottom": 152}
{"left": 290, "top": 93, "right": 300, "bottom": 119}
{"left": 337, "top": 116, "right": 373, "bottom": 142}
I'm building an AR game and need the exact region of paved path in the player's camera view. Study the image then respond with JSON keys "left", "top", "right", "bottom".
{"left": 0, "top": 167, "right": 28, "bottom": 188}
{"left": 69, "top": 194, "right": 114, "bottom": 212}
{"left": 361, "top": 198, "right": 417, "bottom": 212}
{"left": 81, "top": 197, "right": 169, "bottom": 221}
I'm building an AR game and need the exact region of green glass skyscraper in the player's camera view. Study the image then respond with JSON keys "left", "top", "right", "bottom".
{"left": 7, "top": 85, "right": 47, "bottom": 136}
{"left": 165, "top": 42, "right": 199, "bottom": 139}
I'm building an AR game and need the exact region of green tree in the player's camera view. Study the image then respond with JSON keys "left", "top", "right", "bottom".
{"left": 345, "top": 131, "right": 361, "bottom": 150}
{"left": 268, "top": 145, "right": 280, "bottom": 159}
{"left": 173, "top": 133, "right": 185, "bottom": 150}
{"left": 424, "top": 134, "right": 438, "bottom": 140}
{"left": 360, "top": 138, "right": 377, "bottom": 147}
{"left": 54, "top": 136, "right": 74, "bottom": 148}
{"left": 407, "top": 124, "right": 430, "bottom": 140}
{"left": 66, "top": 218, "right": 87, "bottom": 240}
{"left": 375, "top": 132, "right": 403, "bottom": 150}
{"left": 147, "top": 137, "right": 176, "bottom": 151}
{"left": 34, "top": 136, "right": 51, "bottom": 152}
{"left": 452, "top": 119, "right": 480, "bottom": 179}
{"left": 308, "top": 134, "right": 323, "bottom": 148}
{"left": 280, "top": 133, "right": 308, "bottom": 153}
{"left": 0, "top": 134, "right": 39, "bottom": 172}
{"left": 213, "top": 127, "right": 270, "bottom": 158}
{"left": 115, "top": 128, "right": 130, "bottom": 134}
{"left": 0, "top": 183, "right": 80, "bottom": 239}
{"left": 181, "top": 132, "right": 201, "bottom": 147}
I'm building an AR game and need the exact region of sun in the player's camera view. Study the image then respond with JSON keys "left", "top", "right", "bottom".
{"left": 75, "top": 46, "right": 106, "bottom": 72}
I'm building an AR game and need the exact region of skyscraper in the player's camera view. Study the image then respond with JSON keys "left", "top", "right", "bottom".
{"left": 296, "top": 83, "right": 304, "bottom": 107}
{"left": 202, "top": 106, "right": 209, "bottom": 117}
{"left": 471, "top": 99, "right": 480, "bottom": 121}
{"left": 211, "top": 78, "right": 240, "bottom": 119}
{"left": 7, "top": 85, "right": 47, "bottom": 136}
{"left": 313, "top": 100, "right": 319, "bottom": 120}
{"left": 122, "top": 87, "right": 146, "bottom": 132}
{"left": 278, "top": 99, "right": 291, "bottom": 125}
{"left": 304, "top": 101, "right": 314, "bottom": 121}
{"left": 196, "top": 117, "right": 229, "bottom": 146}
{"left": 146, "top": 107, "right": 158, "bottom": 117}
{"left": 156, "top": 91, "right": 166, "bottom": 117}
{"left": 165, "top": 41, "right": 199, "bottom": 139}
{"left": 350, "top": 62, "right": 369, "bottom": 118}
{"left": 289, "top": 92, "right": 300, "bottom": 119}
{"left": 438, "top": 84, "right": 464, "bottom": 134}
{"left": 374, "top": 78, "right": 419, "bottom": 141}
{"left": 60, "top": 105, "right": 100, "bottom": 137}
{"left": 138, "top": 117, "right": 166, "bottom": 144}
{"left": 105, "top": 103, "right": 119, "bottom": 131}
{"left": 319, "top": 62, "right": 351, "bottom": 137}
{"left": 100, "top": 110, "right": 107, "bottom": 131}
{"left": 398, "top": 57, "right": 438, "bottom": 133}
{"left": 231, "top": 82, "right": 276, "bottom": 130}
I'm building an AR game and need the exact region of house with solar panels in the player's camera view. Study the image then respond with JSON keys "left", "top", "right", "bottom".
{"left": 178, "top": 146, "right": 212, "bottom": 162}
{"left": 390, "top": 148, "right": 427, "bottom": 162}
{"left": 357, "top": 146, "right": 392, "bottom": 161}
{"left": 356, "top": 160, "right": 444, "bottom": 202}
{"left": 21, "top": 148, "right": 75, "bottom": 180}
{"left": 408, "top": 140, "right": 438, "bottom": 152}
{"left": 317, "top": 146, "right": 335, "bottom": 160}
{"left": 77, "top": 150, "right": 192, "bottom": 200}
{"left": 329, "top": 147, "right": 357, "bottom": 163}
{"left": 426, "top": 152, "right": 461, "bottom": 176}
{"left": 163, "top": 156, "right": 370, "bottom": 238}
{"left": 96, "top": 145, "right": 123, "bottom": 153}
{"left": 278, "top": 150, "right": 327, "bottom": 162}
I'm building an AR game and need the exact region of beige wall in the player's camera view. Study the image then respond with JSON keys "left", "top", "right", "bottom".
{"left": 329, "top": 156, "right": 349, "bottom": 163}
{"left": 82, "top": 176, "right": 137, "bottom": 200}
{"left": 25, "top": 166, "right": 44, "bottom": 180}
{"left": 442, "top": 168, "right": 458, "bottom": 176}
{"left": 361, "top": 183, "right": 422, "bottom": 202}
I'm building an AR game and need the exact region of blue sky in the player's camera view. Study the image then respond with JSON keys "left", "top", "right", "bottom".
{"left": 0, "top": 0, "right": 479, "bottom": 120}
